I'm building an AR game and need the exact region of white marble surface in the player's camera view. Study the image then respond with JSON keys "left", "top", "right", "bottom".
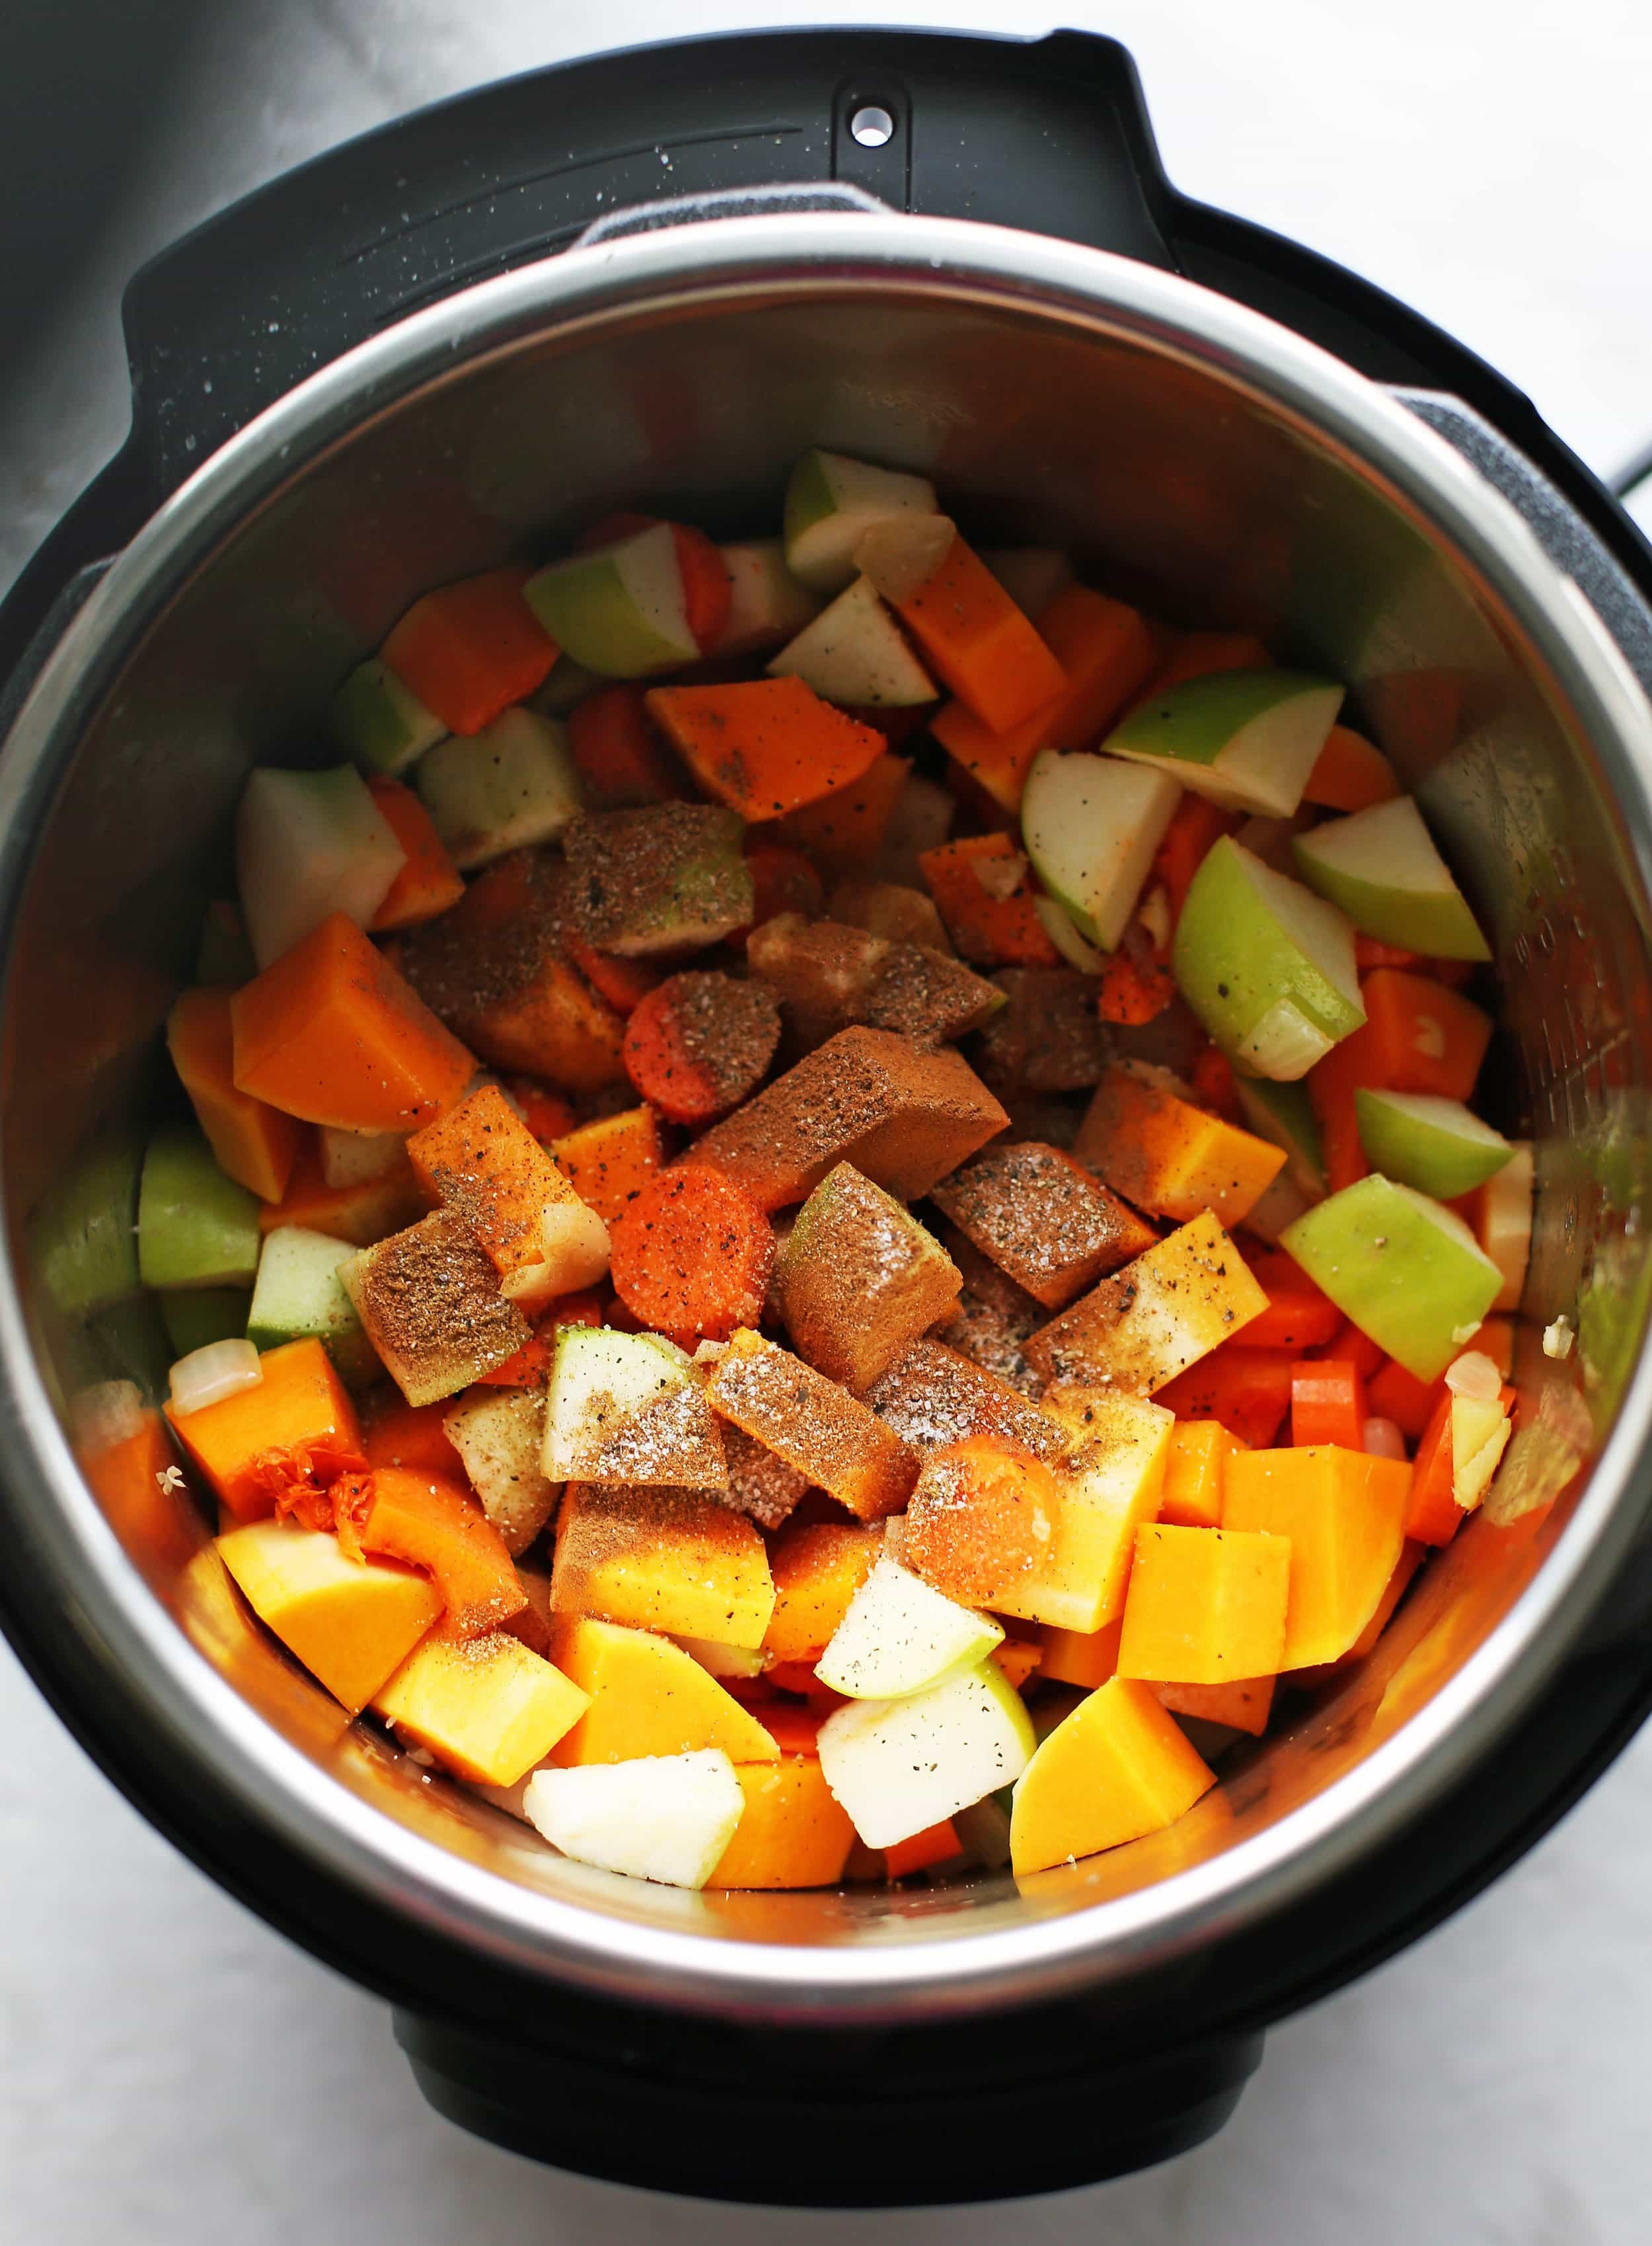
{"left": 5, "top": 4, "right": 1652, "bottom": 2240}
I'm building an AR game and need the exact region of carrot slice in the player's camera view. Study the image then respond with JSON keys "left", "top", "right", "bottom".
{"left": 1291, "top": 1358, "right": 1367, "bottom": 1448}
{"left": 932, "top": 584, "right": 1158, "bottom": 812}
{"left": 607, "top": 1165, "right": 774, "bottom": 1344}
{"left": 167, "top": 986, "right": 303, "bottom": 1203}
{"left": 919, "top": 834, "right": 1061, "bottom": 967}
{"left": 380, "top": 564, "right": 558, "bottom": 736}
{"left": 741, "top": 843, "right": 825, "bottom": 934}
{"left": 1353, "top": 936, "right": 1421, "bottom": 971}
{"left": 765, "top": 752, "right": 911, "bottom": 878}
{"left": 884, "top": 529, "right": 1066, "bottom": 733}
{"left": 1404, "top": 1390, "right": 1461, "bottom": 1545}
{"left": 1156, "top": 1345, "right": 1294, "bottom": 1448}
{"left": 231, "top": 913, "right": 475, "bottom": 1131}
{"left": 1188, "top": 1044, "right": 1241, "bottom": 1122}
{"left": 566, "top": 683, "right": 686, "bottom": 809}
{"left": 1096, "top": 933, "right": 1178, "bottom": 1026}
{"left": 1303, "top": 724, "right": 1400, "bottom": 813}
{"left": 362, "top": 1393, "right": 465, "bottom": 1479}
{"left": 564, "top": 936, "right": 661, "bottom": 1019}
{"left": 1359, "top": 970, "right": 1492, "bottom": 1100}
{"left": 646, "top": 678, "right": 886, "bottom": 819}
{"left": 883, "top": 1820, "right": 962, "bottom": 1878}
{"left": 1367, "top": 1357, "right": 1445, "bottom": 1443}
{"left": 1243, "top": 1244, "right": 1343, "bottom": 1351}
{"left": 365, "top": 776, "right": 465, "bottom": 931}
{"left": 342, "top": 1465, "right": 525, "bottom": 1637}
{"left": 501, "top": 1077, "right": 579, "bottom": 1144}
{"left": 551, "top": 1106, "right": 663, "bottom": 1225}
{"left": 1154, "top": 795, "right": 1238, "bottom": 923}
{"left": 1314, "top": 1318, "right": 1385, "bottom": 1380}
{"left": 166, "top": 1336, "right": 365, "bottom": 1522}
{"left": 622, "top": 971, "right": 782, "bottom": 1126}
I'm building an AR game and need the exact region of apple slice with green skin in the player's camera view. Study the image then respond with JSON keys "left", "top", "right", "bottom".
{"left": 767, "top": 574, "right": 938, "bottom": 706}
{"left": 708, "top": 539, "right": 821, "bottom": 657}
{"left": 1281, "top": 1173, "right": 1503, "bottom": 1381}
{"left": 139, "top": 1127, "right": 262, "bottom": 1291}
{"left": 783, "top": 448, "right": 939, "bottom": 595}
{"left": 522, "top": 1750, "right": 744, "bottom": 1888}
{"left": 247, "top": 1224, "right": 378, "bottom": 1387}
{"left": 523, "top": 522, "right": 699, "bottom": 676}
{"left": 1021, "top": 749, "right": 1183, "bottom": 950}
{"left": 815, "top": 1553, "right": 1003, "bottom": 1699}
{"left": 1104, "top": 668, "right": 1344, "bottom": 817}
{"left": 1354, "top": 1089, "right": 1513, "bottom": 1199}
{"left": 1293, "top": 795, "right": 1491, "bottom": 961}
{"left": 328, "top": 658, "right": 446, "bottom": 775}
{"left": 1233, "top": 1075, "right": 1326, "bottom": 1197}
{"left": 1034, "top": 894, "right": 1107, "bottom": 972}
{"left": 980, "top": 547, "right": 1073, "bottom": 620}
{"left": 236, "top": 765, "right": 407, "bottom": 969}
{"left": 414, "top": 709, "right": 582, "bottom": 871}
{"left": 816, "top": 1658, "right": 1035, "bottom": 1849}
{"left": 1172, "top": 837, "right": 1363, "bottom": 1079}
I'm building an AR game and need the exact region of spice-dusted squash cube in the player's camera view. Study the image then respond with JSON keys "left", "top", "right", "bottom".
{"left": 258, "top": 1140, "right": 425, "bottom": 1249}
{"left": 930, "top": 1140, "right": 1155, "bottom": 1311}
{"left": 215, "top": 1520, "right": 441, "bottom": 1714}
{"left": 408, "top": 1083, "right": 609, "bottom": 1309}
{"left": 167, "top": 1335, "right": 366, "bottom": 1522}
{"left": 746, "top": 914, "right": 1004, "bottom": 1053}
{"left": 1157, "top": 1419, "right": 1240, "bottom": 1531}
{"left": 691, "top": 1025, "right": 1009, "bottom": 1212}
{"left": 971, "top": 968, "right": 1108, "bottom": 1095}
{"left": 773, "top": 1161, "right": 961, "bottom": 1392}
{"left": 1040, "top": 1616, "right": 1123, "bottom": 1691}
{"left": 562, "top": 802, "right": 753, "bottom": 955}
{"left": 547, "top": 1614, "right": 779, "bottom": 1765}
{"left": 550, "top": 1479, "right": 775, "bottom": 1648}
{"left": 706, "top": 1328, "right": 919, "bottom": 1520}
{"left": 543, "top": 1325, "right": 728, "bottom": 1489}
{"left": 1075, "top": 1064, "right": 1286, "bottom": 1229}
{"left": 720, "top": 1423, "right": 810, "bottom": 1531}
{"left": 708, "top": 1756, "right": 857, "bottom": 1890}
{"left": 342, "top": 1208, "right": 531, "bottom": 1407}
{"left": 1010, "top": 1676, "right": 1216, "bottom": 1877}
{"left": 549, "top": 1104, "right": 661, "bottom": 1226}
{"left": 374, "top": 1627, "right": 588, "bottom": 1785}
{"left": 442, "top": 1385, "right": 558, "bottom": 1554}
{"left": 995, "top": 1393, "right": 1173, "bottom": 1634}
{"left": 1025, "top": 1212, "right": 1268, "bottom": 1391}
{"left": 1156, "top": 1675, "right": 1276, "bottom": 1736}
{"left": 763, "top": 1520, "right": 883, "bottom": 1661}
{"left": 1223, "top": 1445, "right": 1411, "bottom": 1668}
{"left": 903, "top": 1436, "right": 1062, "bottom": 1607}
{"left": 865, "top": 1338, "right": 1069, "bottom": 1463}
{"left": 828, "top": 876, "right": 951, "bottom": 950}
{"left": 1117, "top": 1524, "right": 1291, "bottom": 1684}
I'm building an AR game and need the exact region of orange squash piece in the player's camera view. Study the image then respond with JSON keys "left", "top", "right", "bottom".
{"left": 706, "top": 1329, "right": 919, "bottom": 1521}
{"left": 231, "top": 913, "right": 475, "bottom": 1131}
{"left": 347, "top": 1464, "right": 525, "bottom": 1638}
{"left": 1135, "top": 630, "right": 1271, "bottom": 704}
{"left": 165, "top": 1336, "right": 366, "bottom": 1522}
{"left": 380, "top": 563, "right": 558, "bottom": 736}
{"left": 1156, "top": 1674, "right": 1276, "bottom": 1736}
{"left": 547, "top": 1614, "right": 778, "bottom": 1765}
{"left": 708, "top": 1757, "right": 856, "bottom": 1890}
{"left": 566, "top": 681, "right": 687, "bottom": 810}
{"left": 1117, "top": 1523, "right": 1291, "bottom": 1684}
{"left": 1302, "top": 724, "right": 1400, "bottom": 813}
{"left": 1158, "top": 1420, "right": 1238, "bottom": 1531}
{"left": 78, "top": 1409, "right": 207, "bottom": 1576}
{"left": 645, "top": 676, "right": 887, "bottom": 819}
{"left": 765, "top": 751, "right": 911, "bottom": 876}
{"left": 408, "top": 1082, "right": 609, "bottom": 1307}
{"left": 1039, "top": 1615, "right": 1123, "bottom": 1690}
{"left": 550, "top": 1481, "right": 775, "bottom": 1650}
{"left": 365, "top": 775, "right": 465, "bottom": 930}
{"left": 167, "top": 986, "right": 303, "bottom": 1204}
{"left": 879, "top": 527, "right": 1065, "bottom": 733}
{"left": 1156, "top": 1345, "right": 1293, "bottom": 1449}
{"left": 918, "top": 833, "right": 1061, "bottom": 968}
{"left": 1222, "top": 1444, "right": 1411, "bottom": 1668}
{"left": 882, "top": 1819, "right": 963, "bottom": 1879}
{"left": 763, "top": 1521, "right": 883, "bottom": 1662}
{"left": 1074, "top": 1064, "right": 1285, "bottom": 1230}
{"left": 361, "top": 1392, "right": 465, "bottom": 1479}
{"left": 1010, "top": 1677, "right": 1215, "bottom": 1876}
{"left": 257, "top": 1139, "right": 424, "bottom": 1247}
{"left": 550, "top": 1105, "right": 662, "bottom": 1225}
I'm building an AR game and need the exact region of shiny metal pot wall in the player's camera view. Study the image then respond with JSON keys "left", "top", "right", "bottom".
{"left": 5, "top": 210, "right": 1652, "bottom": 2024}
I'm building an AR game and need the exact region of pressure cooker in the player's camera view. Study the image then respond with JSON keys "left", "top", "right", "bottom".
{"left": 4, "top": 27, "right": 1652, "bottom": 2207}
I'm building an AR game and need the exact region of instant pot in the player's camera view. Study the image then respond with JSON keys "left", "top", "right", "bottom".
{"left": 5, "top": 27, "right": 1652, "bottom": 2207}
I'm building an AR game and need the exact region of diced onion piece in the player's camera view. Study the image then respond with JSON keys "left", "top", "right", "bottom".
{"left": 973, "top": 849, "right": 1030, "bottom": 902}
{"left": 1444, "top": 1350, "right": 1501, "bottom": 1401}
{"left": 170, "top": 1338, "right": 263, "bottom": 1416}
{"left": 1137, "top": 884, "right": 1172, "bottom": 952}
{"left": 1543, "top": 1315, "right": 1575, "bottom": 1360}
{"left": 1361, "top": 1415, "right": 1408, "bottom": 1461}
{"left": 69, "top": 1378, "right": 145, "bottom": 1455}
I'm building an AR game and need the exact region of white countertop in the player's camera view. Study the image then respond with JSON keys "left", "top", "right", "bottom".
{"left": 5, "top": 6, "right": 1652, "bottom": 2240}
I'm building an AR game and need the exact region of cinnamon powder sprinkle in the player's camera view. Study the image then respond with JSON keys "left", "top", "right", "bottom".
{"left": 350, "top": 1208, "right": 530, "bottom": 1397}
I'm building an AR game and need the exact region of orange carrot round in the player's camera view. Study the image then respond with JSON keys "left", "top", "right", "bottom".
{"left": 608, "top": 1164, "right": 774, "bottom": 1344}
{"left": 622, "top": 970, "right": 781, "bottom": 1126}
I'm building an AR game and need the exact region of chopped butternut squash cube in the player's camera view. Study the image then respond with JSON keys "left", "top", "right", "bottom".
{"left": 547, "top": 1614, "right": 778, "bottom": 1765}
{"left": 994, "top": 1393, "right": 1172, "bottom": 1634}
{"left": 408, "top": 1083, "right": 609, "bottom": 1309}
{"left": 1024, "top": 1212, "right": 1268, "bottom": 1392}
{"left": 342, "top": 1208, "right": 531, "bottom": 1405}
{"left": 1117, "top": 1524, "right": 1291, "bottom": 1684}
{"left": 1039, "top": 1617, "right": 1123, "bottom": 1691}
{"left": 708, "top": 1757, "right": 857, "bottom": 1890}
{"left": 215, "top": 1520, "right": 441, "bottom": 1714}
{"left": 550, "top": 1479, "right": 776, "bottom": 1648}
{"left": 374, "top": 1627, "right": 589, "bottom": 1784}
{"left": 1010, "top": 1676, "right": 1216, "bottom": 1877}
{"left": 1158, "top": 1419, "right": 1238, "bottom": 1531}
{"left": 167, "top": 1335, "right": 365, "bottom": 1522}
{"left": 550, "top": 1104, "right": 662, "bottom": 1225}
{"left": 1223, "top": 1445, "right": 1411, "bottom": 1668}
{"left": 930, "top": 1140, "right": 1154, "bottom": 1310}
{"left": 763, "top": 1520, "right": 883, "bottom": 1662}
{"left": 1074, "top": 1064, "right": 1285, "bottom": 1229}
{"left": 706, "top": 1328, "right": 919, "bottom": 1520}
{"left": 1156, "top": 1674, "right": 1276, "bottom": 1736}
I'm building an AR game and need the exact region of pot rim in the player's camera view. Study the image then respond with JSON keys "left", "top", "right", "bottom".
{"left": 5, "top": 208, "right": 1652, "bottom": 2023}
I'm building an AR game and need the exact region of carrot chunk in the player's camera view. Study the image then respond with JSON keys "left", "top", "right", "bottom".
{"left": 1303, "top": 724, "right": 1401, "bottom": 813}
{"left": 1291, "top": 1358, "right": 1367, "bottom": 1449}
{"left": 362, "top": 1392, "right": 464, "bottom": 1479}
{"left": 231, "top": 913, "right": 475, "bottom": 1131}
{"left": 380, "top": 564, "right": 558, "bottom": 735}
{"left": 167, "top": 986, "right": 303, "bottom": 1203}
{"left": 1153, "top": 795, "right": 1238, "bottom": 923}
{"left": 645, "top": 677, "right": 886, "bottom": 819}
{"left": 622, "top": 970, "right": 782, "bottom": 1126}
{"left": 566, "top": 683, "right": 687, "bottom": 809}
{"left": 918, "top": 833, "right": 1061, "bottom": 967}
{"left": 365, "top": 777, "right": 465, "bottom": 931}
{"left": 550, "top": 1106, "right": 663, "bottom": 1225}
{"left": 1095, "top": 932, "right": 1179, "bottom": 1027}
{"left": 1134, "top": 630, "right": 1271, "bottom": 704}
{"left": 764, "top": 752, "right": 911, "bottom": 878}
{"left": 502, "top": 1077, "right": 579, "bottom": 1144}
{"left": 1242, "top": 1243, "right": 1343, "bottom": 1351}
{"left": 1403, "top": 1390, "right": 1462, "bottom": 1545}
{"left": 166, "top": 1336, "right": 365, "bottom": 1522}
{"left": 608, "top": 1165, "right": 774, "bottom": 1344}
{"left": 741, "top": 843, "right": 825, "bottom": 935}
{"left": 1308, "top": 968, "right": 1493, "bottom": 1192}
{"left": 883, "top": 529, "right": 1065, "bottom": 734}
{"left": 342, "top": 1465, "right": 525, "bottom": 1636}
{"left": 1156, "top": 1345, "right": 1294, "bottom": 1449}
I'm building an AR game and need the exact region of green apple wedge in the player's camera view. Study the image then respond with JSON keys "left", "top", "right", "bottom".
{"left": 1354, "top": 1089, "right": 1513, "bottom": 1200}
{"left": 247, "top": 1224, "right": 378, "bottom": 1387}
{"left": 980, "top": 547, "right": 1073, "bottom": 620}
{"left": 328, "top": 658, "right": 446, "bottom": 775}
{"left": 1171, "top": 837, "right": 1364, "bottom": 1079}
{"left": 1103, "top": 668, "right": 1345, "bottom": 817}
{"left": 522, "top": 1750, "right": 745, "bottom": 1888}
{"left": 1293, "top": 795, "right": 1491, "bottom": 961}
{"left": 815, "top": 1553, "right": 1004, "bottom": 1699}
{"left": 1280, "top": 1173, "right": 1503, "bottom": 1381}
{"left": 414, "top": 708, "right": 582, "bottom": 871}
{"left": 523, "top": 522, "right": 700, "bottom": 676}
{"left": 816, "top": 1659, "right": 1035, "bottom": 1849}
{"left": 767, "top": 573, "right": 938, "bottom": 707}
{"left": 1020, "top": 749, "right": 1183, "bottom": 951}
{"left": 783, "top": 447, "right": 939, "bottom": 594}
{"left": 138, "top": 1128, "right": 262, "bottom": 1292}
{"left": 708, "top": 538, "right": 821, "bottom": 657}
{"left": 236, "top": 763, "right": 407, "bottom": 969}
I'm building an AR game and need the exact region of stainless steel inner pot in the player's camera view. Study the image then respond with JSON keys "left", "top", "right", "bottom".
{"left": 7, "top": 209, "right": 1652, "bottom": 2027}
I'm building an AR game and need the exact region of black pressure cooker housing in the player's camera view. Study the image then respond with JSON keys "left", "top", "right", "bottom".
{"left": 5, "top": 30, "right": 1652, "bottom": 2206}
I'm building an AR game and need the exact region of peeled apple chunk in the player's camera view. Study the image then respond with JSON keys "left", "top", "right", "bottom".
{"left": 523, "top": 522, "right": 699, "bottom": 677}
{"left": 1104, "top": 668, "right": 1344, "bottom": 817}
{"left": 236, "top": 765, "right": 407, "bottom": 970}
{"left": 767, "top": 573, "right": 938, "bottom": 706}
{"left": 815, "top": 1553, "right": 1003, "bottom": 1699}
{"left": 1009, "top": 1676, "right": 1215, "bottom": 1878}
{"left": 1353, "top": 1089, "right": 1513, "bottom": 1200}
{"left": 1281, "top": 1174, "right": 1502, "bottom": 1382}
{"left": 523, "top": 1749, "right": 745, "bottom": 1888}
{"left": 544, "top": 1325, "right": 727, "bottom": 1488}
{"left": 1292, "top": 795, "right": 1491, "bottom": 962}
{"left": 1171, "top": 837, "right": 1364, "bottom": 1079}
{"left": 817, "top": 1659, "right": 1035, "bottom": 1849}
{"left": 1020, "top": 749, "right": 1183, "bottom": 951}
{"left": 413, "top": 708, "right": 582, "bottom": 871}
{"left": 708, "top": 538, "right": 821, "bottom": 656}
{"left": 783, "top": 447, "right": 940, "bottom": 595}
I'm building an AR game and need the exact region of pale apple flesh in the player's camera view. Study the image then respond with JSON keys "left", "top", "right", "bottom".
{"left": 815, "top": 1553, "right": 1002, "bottom": 1699}
{"left": 816, "top": 1659, "right": 1035, "bottom": 1849}
{"left": 1293, "top": 794, "right": 1491, "bottom": 962}
{"left": 767, "top": 572, "right": 938, "bottom": 706}
{"left": 1104, "top": 669, "right": 1345, "bottom": 817}
{"left": 1021, "top": 748, "right": 1183, "bottom": 950}
{"left": 523, "top": 1750, "right": 745, "bottom": 1888}
{"left": 783, "top": 447, "right": 940, "bottom": 594}
{"left": 523, "top": 522, "right": 698, "bottom": 676}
